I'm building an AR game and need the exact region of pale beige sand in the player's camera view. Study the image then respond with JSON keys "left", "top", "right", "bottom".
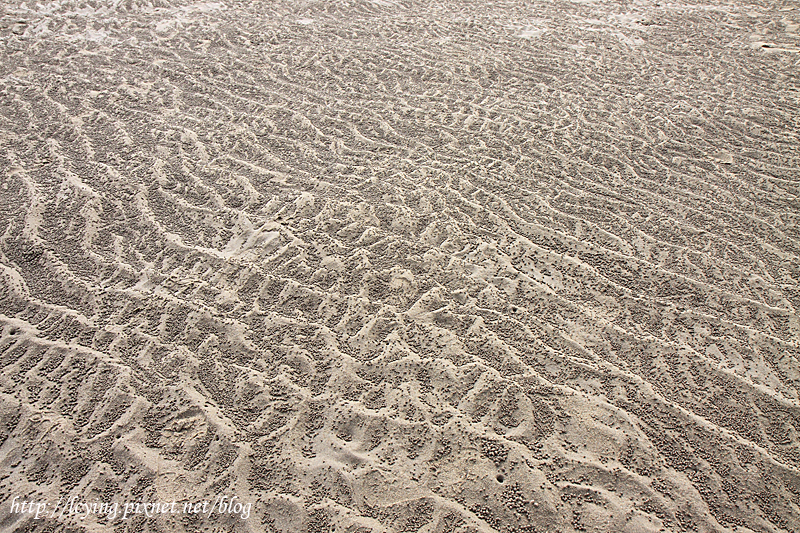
{"left": 1, "top": 0, "right": 799, "bottom": 532}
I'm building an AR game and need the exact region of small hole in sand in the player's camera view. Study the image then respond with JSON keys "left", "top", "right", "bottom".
{"left": 496, "top": 474, "right": 505, "bottom": 483}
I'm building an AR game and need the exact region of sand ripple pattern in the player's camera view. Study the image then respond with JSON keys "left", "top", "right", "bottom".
{"left": 1, "top": 0, "right": 799, "bottom": 532}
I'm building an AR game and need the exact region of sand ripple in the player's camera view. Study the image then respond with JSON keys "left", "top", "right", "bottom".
{"left": 1, "top": 0, "right": 799, "bottom": 532}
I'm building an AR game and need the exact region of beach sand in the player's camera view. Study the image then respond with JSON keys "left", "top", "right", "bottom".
{"left": 1, "top": 0, "right": 799, "bottom": 531}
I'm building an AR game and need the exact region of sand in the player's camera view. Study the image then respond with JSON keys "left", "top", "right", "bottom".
{"left": 0, "top": 0, "right": 799, "bottom": 532}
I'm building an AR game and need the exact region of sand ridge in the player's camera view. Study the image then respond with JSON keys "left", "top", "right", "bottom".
{"left": 0, "top": 0, "right": 799, "bottom": 532}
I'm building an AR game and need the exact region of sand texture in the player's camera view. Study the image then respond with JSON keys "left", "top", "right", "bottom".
{"left": 1, "top": 0, "right": 799, "bottom": 532}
